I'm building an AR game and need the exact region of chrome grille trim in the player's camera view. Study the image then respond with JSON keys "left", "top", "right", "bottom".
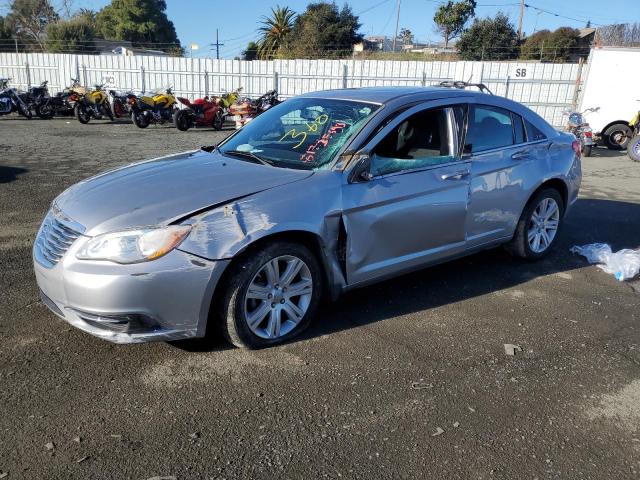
{"left": 34, "top": 210, "right": 83, "bottom": 268}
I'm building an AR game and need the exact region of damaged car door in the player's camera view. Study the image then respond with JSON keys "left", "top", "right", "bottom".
{"left": 342, "top": 102, "right": 470, "bottom": 286}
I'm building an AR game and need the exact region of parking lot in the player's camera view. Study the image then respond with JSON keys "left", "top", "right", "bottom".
{"left": 1, "top": 116, "right": 640, "bottom": 479}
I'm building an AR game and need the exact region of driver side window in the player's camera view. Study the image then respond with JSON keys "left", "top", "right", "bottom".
{"left": 370, "top": 107, "right": 458, "bottom": 177}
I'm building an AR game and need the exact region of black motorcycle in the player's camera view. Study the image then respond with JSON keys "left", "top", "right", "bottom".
{"left": 0, "top": 78, "right": 32, "bottom": 119}
{"left": 25, "top": 80, "right": 55, "bottom": 119}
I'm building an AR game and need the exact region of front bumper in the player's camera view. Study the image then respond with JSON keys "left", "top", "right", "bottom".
{"left": 33, "top": 236, "right": 230, "bottom": 344}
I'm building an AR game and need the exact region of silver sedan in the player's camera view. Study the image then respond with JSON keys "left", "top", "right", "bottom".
{"left": 33, "top": 85, "right": 582, "bottom": 348}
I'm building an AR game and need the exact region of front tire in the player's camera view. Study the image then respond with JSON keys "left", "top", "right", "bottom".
{"left": 603, "top": 123, "right": 632, "bottom": 150}
{"left": 36, "top": 103, "right": 54, "bottom": 119}
{"left": 218, "top": 242, "right": 323, "bottom": 349}
{"left": 18, "top": 103, "right": 32, "bottom": 119}
{"left": 75, "top": 104, "right": 90, "bottom": 124}
{"left": 628, "top": 135, "right": 640, "bottom": 162}
{"left": 506, "top": 188, "right": 564, "bottom": 260}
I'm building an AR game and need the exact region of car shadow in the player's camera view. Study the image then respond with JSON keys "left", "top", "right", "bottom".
{"left": 0, "top": 165, "right": 28, "bottom": 183}
{"left": 174, "top": 198, "right": 640, "bottom": 351}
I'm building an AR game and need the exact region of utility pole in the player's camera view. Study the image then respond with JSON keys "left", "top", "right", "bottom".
{"left": 391, "top": 0, "right": 401, "bottom": 53}
{"left": 210, "top": 29, "right": 224, "bottom": 60}
{"left": 517, "top": 0, "right": 525, "bottom": 40}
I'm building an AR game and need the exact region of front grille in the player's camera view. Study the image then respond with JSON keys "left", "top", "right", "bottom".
{"left": 35, "top": 212, "right": 82, "bottom": 268}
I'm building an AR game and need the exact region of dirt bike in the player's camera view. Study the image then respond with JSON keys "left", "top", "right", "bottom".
{"left": 74, "top": 83, "right": 114, "bottom": 124}
{"left": 0, "top": 78, "right": 32, "bottom": 119}
{"left": 130, "top": 86, "right": 177, "bottom": 128}
{"left": 627, "top": 102, "right": 640, "bottom": 163}
{"left": 563, "top": 107, "right": 599, "bottom": 157}
{"left": 229, "top": 89, "right": 281, "bottom": 129}
{"left": 174, "top": 95, "right": 224, "bottom": 131}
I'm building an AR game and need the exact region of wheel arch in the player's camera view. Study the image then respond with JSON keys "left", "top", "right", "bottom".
{"left": 529, "top": 177, "right": 569, "bottom": 213}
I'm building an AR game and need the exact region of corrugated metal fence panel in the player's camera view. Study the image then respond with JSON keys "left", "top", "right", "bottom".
{"left": 0, "top": 53, "right": 583, "bottom": 126}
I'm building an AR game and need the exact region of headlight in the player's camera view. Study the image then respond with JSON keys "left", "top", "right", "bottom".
{"left": 76, "top": 225, "right": 191, "bottom": 264}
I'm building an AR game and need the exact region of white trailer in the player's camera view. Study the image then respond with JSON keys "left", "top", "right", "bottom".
{"left": 579, "top": 47, "right": 640, "bottom": 150}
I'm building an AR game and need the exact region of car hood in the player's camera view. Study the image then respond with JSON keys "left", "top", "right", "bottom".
{"left": 54, "top": 149, "right": 313, "bottom": 236}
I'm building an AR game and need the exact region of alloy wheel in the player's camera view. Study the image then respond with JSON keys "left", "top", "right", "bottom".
{"left": 527, "top": 198, "right": 560, "bottom": 253}
{"left": 244, "top": 255, "right": 313, "bottom": 340}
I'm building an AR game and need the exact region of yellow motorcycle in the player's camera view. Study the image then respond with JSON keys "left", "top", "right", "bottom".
{"left": 130, "top": 85, "right": 177, "bottom": 128}
{"left": 74, "top": 83, "right": 114, "bottom": 124}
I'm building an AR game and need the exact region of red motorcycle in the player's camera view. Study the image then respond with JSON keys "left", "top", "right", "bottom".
{"left": 174, "top": 96, "right": 224, "bottom": 131}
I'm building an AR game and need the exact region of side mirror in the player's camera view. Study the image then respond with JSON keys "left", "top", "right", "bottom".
{"left": 348, "top": 154, "right": 373, "bottom": 184}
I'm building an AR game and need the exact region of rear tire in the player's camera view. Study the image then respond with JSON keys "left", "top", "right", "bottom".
{"left": 74, "top": 104, "right": 90, "bottom": 124}
{"left": 213, "top": 110, "right": 224, "bottom": 130}
{"left": 603, "top": 123, "right": 632, "bottom": 150}
{"left": 174, "top": 109, "right": 193, "bottom": 131}
{"left": 103, "top": 103, "right": 114, "bottom": 121}
{"left": 131, "top": 111, "right": 149, "bottom": 128}
{"left": 505, "top": 188, "right": 565, "bottom": 260}
{"left": 582, "top": 145, "right": 592, "bottom": 157}
{"left": 628, "top": 135, "right": 640, "bottom": 162}
{"left": 217, "top": 241, "right": 322, "bottom": 349}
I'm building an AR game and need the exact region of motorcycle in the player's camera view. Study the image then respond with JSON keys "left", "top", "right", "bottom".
{"left": 130, "top": 85, "right": 177, "bottom": 128}
{"left": 229, "top": 89, "right": 281, "bottom": 129}
{"left": 174, "top": 95, "right": 224, "bottom": 131}
{"left": 627, "top": 101, "right": 640, "bottom": 163}
{"left": 74, "top": 83, "right": 114, "bottom": 124}
{"left": 0, "top": 78, "right": 32, "bottom": 119}
{"left": 563, "top": 107, "right": 599, "bottom": 157}
{"left": 109, "top": 89, "right": 137, "bottom": 118}
{"left": 39, "top": 78, "right": 83, "bottom": 118}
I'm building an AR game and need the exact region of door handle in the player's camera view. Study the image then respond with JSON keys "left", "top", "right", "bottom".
{"left": 511, "top": 150, "right": 531, "bottom": 160}
{"left": 440, "top": 170, "right": 469, "bottom": 181}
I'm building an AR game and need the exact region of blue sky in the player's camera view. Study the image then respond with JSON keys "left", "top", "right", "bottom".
{"left": 7, "top": 1, "right": 640, "bottom": 57}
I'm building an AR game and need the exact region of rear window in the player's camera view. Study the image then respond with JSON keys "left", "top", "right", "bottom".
{"left": 525, "top": 119, "right": 547, "bottom": 141}
{"left": 512, "top": 113, "right": 526, "bottom": 144}
{"left": 466, "top": 105, "right": 514, "bottom": 153}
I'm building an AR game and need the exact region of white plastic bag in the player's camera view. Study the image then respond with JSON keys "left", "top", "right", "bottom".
{"left": 571, "top": 243, "right": 640, "bottom": 281}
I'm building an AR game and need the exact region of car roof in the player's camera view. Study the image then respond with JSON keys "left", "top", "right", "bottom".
{"left": 297, "top": 86, "right": 480, "bottom": 104}
{"left": 297, "top": 86, "right": 558, "bottom": 138}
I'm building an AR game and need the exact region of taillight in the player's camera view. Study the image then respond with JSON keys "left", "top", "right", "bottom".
{"left": 584, "top": 131, "right": 593, "bottom": 137}
{"left": 572, "top": 140, "right": 581, "bottom": 157}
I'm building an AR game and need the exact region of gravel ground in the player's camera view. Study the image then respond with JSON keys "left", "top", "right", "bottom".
{"left": 1, "top": 116, "right": 640, "bottom": 480}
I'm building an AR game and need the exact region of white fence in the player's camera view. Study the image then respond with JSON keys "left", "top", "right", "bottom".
{"left": 0, "top": 52, "right": 583, "bottom": 126}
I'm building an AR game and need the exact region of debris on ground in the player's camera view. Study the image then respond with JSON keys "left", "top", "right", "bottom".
{"left": 72, "top": 436, "right": 81, "bottom": 443}
{"left": 76, "top": 456, "right": 89, "bottom": 464}
{"left": 453, "top": 422, "right": 460, "bottom": 428}
{"left": 432, "top": 427, "right": 445, "bottom": 437}
{"left": 411, "top": 381, "right": 433, "bottom": 390}
{"left": 571, "top": 243, "right": 640, "bottom": 281}
{"left": 0, "top": 472, "right": 8, "bottom": 478}
{"left": 504, "top": 344, "right": 522, "bottom": 356}
{"left": 44, "top": 442, "right": 55, "bottom": 452}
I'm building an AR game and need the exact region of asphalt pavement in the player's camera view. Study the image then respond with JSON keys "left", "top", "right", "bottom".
{"left": 1, "top": 116, "right": 640, "bottom": 479}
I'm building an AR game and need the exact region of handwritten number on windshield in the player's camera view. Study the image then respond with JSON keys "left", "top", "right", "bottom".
{"left": 279, "top": 114, "right": 329, "bottom": 149}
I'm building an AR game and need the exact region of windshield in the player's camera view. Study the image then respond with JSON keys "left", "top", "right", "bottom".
{"left": 219, "top": 97, "right": 381, "bottom": 169}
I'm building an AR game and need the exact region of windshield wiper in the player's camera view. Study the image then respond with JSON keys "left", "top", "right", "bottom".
{"left": 221, "top": 149, "right": 274, "bottom": 167}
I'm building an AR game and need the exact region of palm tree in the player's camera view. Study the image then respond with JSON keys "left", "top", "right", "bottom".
{"left": 257, "top": 6, "right": 296, "bottom": 59}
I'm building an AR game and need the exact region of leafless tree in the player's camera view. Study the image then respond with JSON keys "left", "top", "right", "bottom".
{"left": 596, "top": 23, "right": 640, "bottom": 47}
